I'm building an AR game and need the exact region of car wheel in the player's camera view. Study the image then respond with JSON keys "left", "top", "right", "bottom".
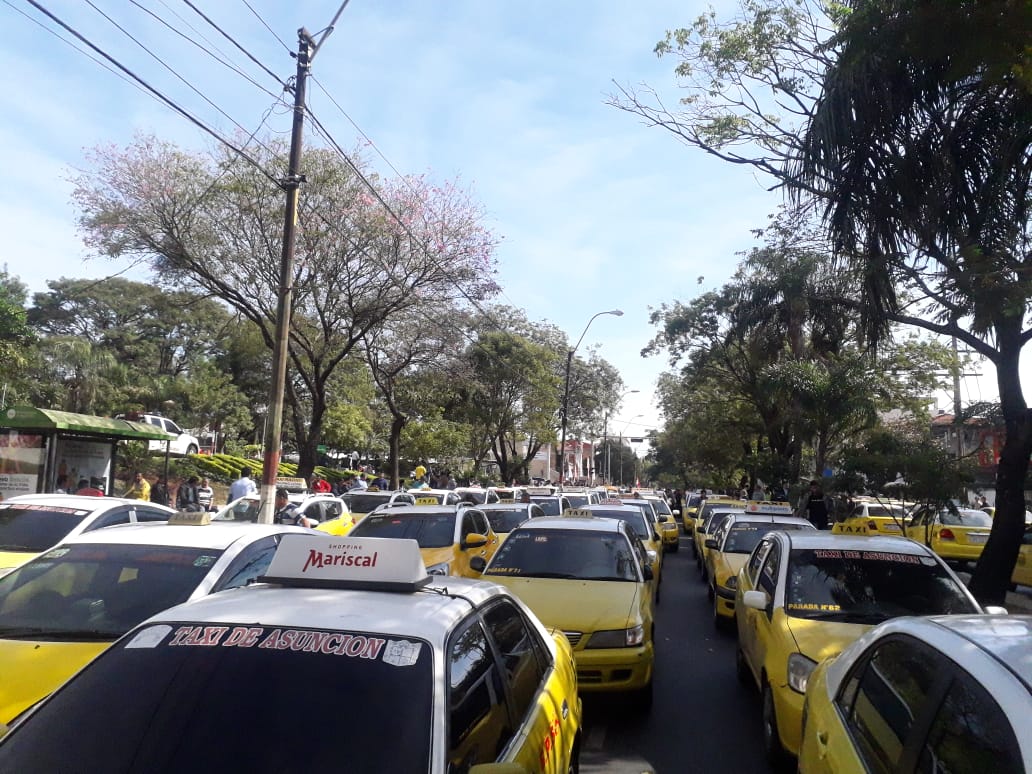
{"left": 568, "top": 739, "right": 581, "bottom": 774}
{"left": 670, "top": 540, "right": 679, "bottom": 553}
{"left": 735, "top": 647, "right": 751, "bottom": 687}
{"left": 186, "top": 444, "right": 198, "bottom": 456}
{"left": 713, "top": 596, "right": 731, "bottom": 632}
{"left": 762, "top": 681, "right": 789, "bottom": 768}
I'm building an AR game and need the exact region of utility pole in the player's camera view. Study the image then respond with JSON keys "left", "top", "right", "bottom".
{"left": 257, "top": 27, "right": 317, "bottom": 524}
{"left": 951, "top": 335, "right": 964, "bottom": 460}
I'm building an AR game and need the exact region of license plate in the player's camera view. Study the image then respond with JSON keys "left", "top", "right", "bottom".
{"left": 880, "top": 524, "right": 900, "bottom": 532}
{"left": 968, "top": 533, "right": 989, "bottom": 544}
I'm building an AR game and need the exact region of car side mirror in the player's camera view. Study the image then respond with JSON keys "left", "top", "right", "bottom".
{"left": 469, "top": 556, "right": 487, "bottom": 573}
{"left": 984, "top": 605, "right": 1009, "bottom": 616}
{"left": 742, "top": 590, "right": 771, "bottom": 611}
{"left": 672, "top": 509, "right": 681, "bottom": 516}
{"left": 643, "top": 564, "right": 654, "bottom": 581}
{"left": 462, "top": 533, "right": 488, "bottom": 550}
{"left": 705, "top": 538, "right": 719, "bottom": 549}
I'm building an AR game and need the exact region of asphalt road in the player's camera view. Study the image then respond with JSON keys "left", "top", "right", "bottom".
{"left": 580, "top": 533, "right": 769, "bottom": 774}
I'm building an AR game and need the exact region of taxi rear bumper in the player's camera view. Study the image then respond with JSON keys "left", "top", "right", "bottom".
{"left": 573, "top": 643, "right": 654, "bottom": 693}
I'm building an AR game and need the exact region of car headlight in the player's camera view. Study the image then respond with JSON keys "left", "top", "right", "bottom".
{"left": 788, "top": 653, "right": 818, "bottom": 694}
{"left": 586, "top": 625, "right": 645, "bottom": 648}
{"left": 426, "top": 561, "right": 450, "bottom": 576}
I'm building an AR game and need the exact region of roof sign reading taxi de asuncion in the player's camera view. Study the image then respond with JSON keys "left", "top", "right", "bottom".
{"left": 261, "top": 535, "right": 431, "bottom": 592}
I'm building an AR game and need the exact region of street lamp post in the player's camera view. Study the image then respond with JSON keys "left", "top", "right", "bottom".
{"left": 559, "top": 310, "right": 623, "bottom": 489}
{"left": 618, "top": 414, "right": 642, "bottom": 488}
{"left": 603, "top": 389, "right": 640, "bottom": 485}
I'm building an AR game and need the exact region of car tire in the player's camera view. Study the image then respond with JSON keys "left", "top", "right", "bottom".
{"left": 186, "top": 444, "right": 198, "bottom": 456}
{"left": 706, "top": 583, "right": 714, "bottom": 602}
{"left": 669, "top": 540, "right": 679, "bottom": 553}
{"left": 713, "top": 597, "right": 731, "bottom": 632}
{"left": 735, "top": 647, "right": 751, "bottom": 687}
{"left": 762, "top": 681, "right": 789, "bottom": 768}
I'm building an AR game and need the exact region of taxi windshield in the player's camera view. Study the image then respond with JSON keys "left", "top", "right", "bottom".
{"left": 564, "top": 494, "right": 590, "bottom": 508}
{"left": 483, "top": 507, "right": 532, "bottom": 533}
{"left": 941, "top": 509, "right": 993, "bottom": 527}
{"left": 0, "top": 623, "right": 433, "bottom": 771}
{"left": 212, "top": 498, "right": 260, "bottom": 522}
{"left": 0, "top": 544, "right": 223, "bottom": 638}
{"left": 722, "top": 522, "right": 811, "bottom": 554}
{"left": 785, "top": 548, "right": 978, "bottom": 623}
{"left": 587, "top": 509, "right": 649, "bottom": 538}
{"left": 0, "top": 504, "right": 89, "bottom": 552}
{"left": 530, "top": 498, "right": 562, "bottom": 516}
{"left": 455, "top": 489, "right": 488, "bottom": 504}
{"left": 649, "top": 500, "right": 672, "bottom": 516}
{"left": 485, "top": 529, "right": 639, "bottom": 581}
{"left": 352, "top": 513, "right": 455, "bottom": 548}
{"left": 342, "top": 493, "right": 391, "bottom": 514}
{"left": 860, "top": 504, "right": 905, "bottom": 519}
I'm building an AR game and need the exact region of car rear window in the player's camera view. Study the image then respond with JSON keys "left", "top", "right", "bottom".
{"left": 529, "top": 498, "right": 562, "bottom": 516}
{"left": 586, "top": 509, "right": 649, "bottom": 538}
{"left": 722, "top": 522, "right": 812, "bottom": 554}
{"left": 0, "top": 543, "right": 223, "bottom": 638}
{"left": 486, "top": 529, "right": 639, "bottom": 581}
{"left": 0, "top": 504, "right": 90, "bottom": 552}
{"left": 351, "top": 512, "right": 455, "bottom": 548}
{"left": 483, "top": 507, "right": 532, "bottom": 533}
{"left": 785, "top": 548, "right": 977, "bottom": 623}
{"left": 342, "top": 494, "right": 391, "bottom": 514}
{"left": 941, "top": 510, "right": 993, "bottom": 527}
{"left": 0, "top": 622, "right": 433, "bottom": 771}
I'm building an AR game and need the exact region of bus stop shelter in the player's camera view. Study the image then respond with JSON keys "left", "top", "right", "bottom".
{"left": 0, "top": 406, "right": 174, "bottom": 499}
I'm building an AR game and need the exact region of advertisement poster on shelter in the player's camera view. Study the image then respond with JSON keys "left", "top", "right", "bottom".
{"left": 56, "top": 438, "right": 113, "bottom": 492}
{"left": 0, "top": 431, "right": 46, "bottom": 499}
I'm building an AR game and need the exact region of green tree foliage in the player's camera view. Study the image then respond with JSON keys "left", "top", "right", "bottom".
{"left": 794, "top": 0, "right": 1032, "bottom": 603}
{"left": 71, "top": 135, "right": 498, "bottom": 480}
{"left": 0, "top": 266, "right": 35, "bottom": 405}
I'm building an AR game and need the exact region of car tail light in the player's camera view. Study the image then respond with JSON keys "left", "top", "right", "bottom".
{"left": 939, "top": 528, "right": 955, "bottom": 540}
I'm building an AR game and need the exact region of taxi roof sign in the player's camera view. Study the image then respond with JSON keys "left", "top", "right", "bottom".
{"left": 261, "top": 534, "right": 431, "bottom": 593}
{"left": 168, "top": 511, "right": 211, "bottom": 526}
{"left": 744, "top": 501, "right": 794, "bottom": 515}
{"left": 564, "top": 508, "right": 595, "bottom": 518}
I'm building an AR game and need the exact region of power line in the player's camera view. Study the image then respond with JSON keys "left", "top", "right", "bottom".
{"left": 240, "top": 0, "right": 291, "bottom": 54}
{"left": 129, "top": 0, "right": 286, "bottom": 102}
{"left": 180, "top": 0, "right": 285, "bottom": 89}
{"left": 21, "top": 0, "right": 281, "bottom": 187}
{"left": 86, "top": 0, "right": 282, "bottom": 158}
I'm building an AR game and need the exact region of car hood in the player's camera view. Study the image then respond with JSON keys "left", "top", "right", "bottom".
{"left": 0, "top": 638, "right": 111, "bottom": 724}
{"left": 784, "top": 615, "right": 871, "bottom": 663}
{"left": 487, "top": 577, "right": 642, "bottom": 634}
{"left": 420, "top": 546, "right": 456, "bottom": 568}
{"left": 0, "top": 550, "right": 39, "bottom": 574}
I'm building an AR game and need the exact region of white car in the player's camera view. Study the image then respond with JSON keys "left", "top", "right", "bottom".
{"left": 800, "top": 615, "right": 1032, "bottom": 772}
{"left": 0, "top": 495, "right": 177, "bottom": 575}
{"left": 118, "top": 413, "right": 200, "bottom": 456}
{"left": 212, "top": 494, "right": 349, "bottom": 525}
{"left": 0, "top": 518, "right": 311, "bottom": 724}
{"left": 0, "top": 534, "right": 584, "bottom": 772}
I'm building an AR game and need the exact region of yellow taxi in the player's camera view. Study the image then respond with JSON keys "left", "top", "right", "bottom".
{"left": 314, "top": 490, "right": 417, "bottom": 536}
{"left": 831, "top": 498, "right": 908, "bottom": 536}
{"left": 799, "top": 614, "right": 1029, "bottom": 773}
{"left": 478, "top": 516, "right": 656, "bottom": 710}
{"left": 579, "top": 503, "right": 663, "bottom": 598}
{"left": 1013, "top": 526, "right": 1032, "bottom": 587}
{"left": 704, "top": 507, "right": 813, "bottom": 628}
{"left": 904, "top": 505, "right": 994, "bottom": 564}
{"left": 0, "top": 534, "right": 583, "bottom": 772}
{"left": 480, "top": 502, "right": 546, "bottom": 543}
{"left": 348, "top": 504, "right": 500, "bottom": 578}
{"left": 407, "top": 488, "right": 466, "bottom": 506}
{"left": 735, "top": 532, "right": 985, "bottom": 764}
{"left": 692, "top": 498, "right": 747, "bottom": 560}
{"left": 643, "top": 495, "right": 680, "bottom": 552}
{"left": 0, "top": 515, "right": 310, "bottom": 725}
{"left": 489, "top": 486, "right": 527, "bottom": 503}
{"left": 0, "top": 495, "right": 176, "bottom": 575}
{"left": 680, "top": 492, "right": 703, "bottom": 534}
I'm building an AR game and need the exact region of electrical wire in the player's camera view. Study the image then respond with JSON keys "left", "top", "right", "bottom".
{"left": 130, "top": 0, "right": 286, "bottom": 102}
{"left": 180, "top": 0, "right": 285, "bottom": 89}
{"left": 240, "top": 0, "right": 291, "bottom": 54}
{"left": 86, "top": 0, "right": 282, "bottom": 158}
{"left": 20, "top": 0, "right": 282, "bottom": 187}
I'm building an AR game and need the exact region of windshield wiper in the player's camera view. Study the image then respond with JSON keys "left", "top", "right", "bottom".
{"left": 795, "top": 610, "right": 886, "bottom": 624}
{"left": 0, "top": 545, "right": 37, "bottom": 552}
{"left": 583, "top": 575, "right": 634, "bottom": 582}
{"left": 525, "top": 572, "right": 579, "bottom": 579}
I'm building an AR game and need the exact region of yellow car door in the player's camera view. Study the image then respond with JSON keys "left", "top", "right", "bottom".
{"left": 737, "top": 537, "right": 775, "bottom": 681}
{"left": 454, "top": 510, "right": 499, "bottom": 578}
{"left": 1013, "top": 529, "right": 1032, "bottom": 587}
{"left": 748, "top": 542, "right": 783, "bottom": 672}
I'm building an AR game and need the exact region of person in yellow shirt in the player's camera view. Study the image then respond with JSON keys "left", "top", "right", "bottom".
{"left": 124, "top": 471, "right": 151, "bottom": 501}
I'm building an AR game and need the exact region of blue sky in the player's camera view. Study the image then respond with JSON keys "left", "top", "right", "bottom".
{"left": 1, "top": 0, "right": 804, "bottom": 447}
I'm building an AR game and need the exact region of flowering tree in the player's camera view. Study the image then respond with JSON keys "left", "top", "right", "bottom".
{"left": 72, "top": 135, "right": 498, "bottom": 478}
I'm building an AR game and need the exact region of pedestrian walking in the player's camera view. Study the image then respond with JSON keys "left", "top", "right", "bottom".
{"left": 797, "top": 480, "right": 832, "bottom": 530}
{"left": 229, "top": 467, "right": 257, "bottom": 502}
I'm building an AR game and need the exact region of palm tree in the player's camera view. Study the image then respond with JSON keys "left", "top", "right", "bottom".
{"left": 793, "top": 0, "right": 1032, "bottom": 603}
